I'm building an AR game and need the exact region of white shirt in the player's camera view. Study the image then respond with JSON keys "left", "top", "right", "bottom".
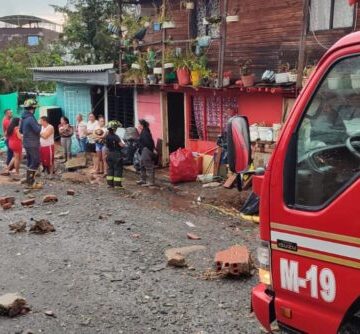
{"left": 40, "top": 125, "right": 55, "bottom": 147}
{"left": 87, "top": 120, "right": 99, "bottom": 144}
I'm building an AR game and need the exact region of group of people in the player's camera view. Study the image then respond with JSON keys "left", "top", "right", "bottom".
{"left": 2, "top": 98, "right": 157, "bottom": 189}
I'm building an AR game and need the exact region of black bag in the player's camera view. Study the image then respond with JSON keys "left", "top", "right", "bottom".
{"left": 133, "top": 149, "right": 141, "bottom": 172}
{"left": 240, "top": 192, "right": 259, "bottom": 215}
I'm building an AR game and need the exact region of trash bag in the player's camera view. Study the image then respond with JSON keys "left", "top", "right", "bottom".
{"left": 133, "top": 149, "right": 141, "bottom": 172}
{"left": 170, "top": 148, "right": 198, "bottom": 184}
{"left": 240, "top": 192, "right": 259, "bottom": 215}
{"left": 123, "top": 140, "right": 138, "bottom": 165}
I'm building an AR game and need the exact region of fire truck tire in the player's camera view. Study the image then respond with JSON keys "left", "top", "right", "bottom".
{"left": 339, "top": 319, "right": 360, "bottom": 334}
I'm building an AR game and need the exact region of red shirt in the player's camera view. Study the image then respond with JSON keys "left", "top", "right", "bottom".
{"left": 2, "top": 117, "right": 10, "bottom": 138}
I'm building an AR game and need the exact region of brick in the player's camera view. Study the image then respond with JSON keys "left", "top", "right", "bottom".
{"left": 21, "top": 199, "right": 35, "bottom": 206}
{"left": 66, "top": 189, "right": 75, "bottom": 196}
{"left": 214, "top": 245, "right": 252, "bottom": 276}
{"left": 42, "top": 195, "right": 58, "bottom": 203}
{"left": 2, "top": 202, "right": 13, "bottom": 210}
{"left": 0, "top": 196, "right": 15, "bottom": 205}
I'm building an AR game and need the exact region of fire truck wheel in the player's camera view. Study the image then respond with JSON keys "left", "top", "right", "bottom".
{"left": 339, "top": 318, "right": 360, "bottom": 334}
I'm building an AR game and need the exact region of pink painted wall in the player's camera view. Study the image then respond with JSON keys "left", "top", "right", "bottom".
{"left": 137, "top": 89, "right": 162, "bottom": 143}
{"left": 238, "top": 93, "right": 283, "bottom": 126}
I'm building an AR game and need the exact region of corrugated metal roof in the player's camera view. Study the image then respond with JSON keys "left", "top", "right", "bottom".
{"left": 31, "top": 64, "right": 114, "bottom": 73}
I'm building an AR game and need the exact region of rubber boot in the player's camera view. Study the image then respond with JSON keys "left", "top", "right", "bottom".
{"left": 142, "top": 169, "right": 155, "bottom": 187}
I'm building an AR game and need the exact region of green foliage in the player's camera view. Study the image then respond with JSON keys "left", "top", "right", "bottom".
{"left": 53, "top": 0, "right": 118, "bottom": 64}
{"left": 0, "top": 43, "right": 64, "bottom": 93}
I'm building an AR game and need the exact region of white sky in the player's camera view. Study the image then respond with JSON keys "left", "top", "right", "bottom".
{"left": 1, "top": 0, "right": 68, "bottom": 24}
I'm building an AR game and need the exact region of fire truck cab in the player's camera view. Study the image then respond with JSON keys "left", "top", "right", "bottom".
{"left": 248, "top": 32, "right": 360, "bottom": 333}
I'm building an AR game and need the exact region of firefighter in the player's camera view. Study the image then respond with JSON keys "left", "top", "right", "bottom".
{"left": 105, "top": 120, "right": 125, "bottom": 189}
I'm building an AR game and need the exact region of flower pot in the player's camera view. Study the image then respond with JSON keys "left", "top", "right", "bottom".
{"left": 275, "top": 72, "right": 289, "bottom": 84}
{"left": 328, "top": 77, "right": 342, "bottom": 90}
{"left": 153, "top": 67, "right": 162, "bottom": 75}
{"left": 258, "top": 126, "right": 273, "bottom": 142}
{"left": 226, "top": 15, "right": 239, "bottom": 23}
{"left": 191, "top": 70, "right": 201, "bottom": 87}
{"left": 351, "top": 74, "right": 360, "bottom": 90}
{"left": 186, "top": 2, "right": 194, "bottom": 9}
{"left": 177, "top": 68, "right": 191, "bottom": 86}
{"left": 223, "top": 77, "right": 230, "bottom": 87}
{"left": 164, "top": 63, "right": 174, "bottom": 69}
{"left": 197, "top": 36, "right": 211, "bottom": 47}
{"left": 241, "top": 74, "right": 255, "bottom": 87}
{"left": 288, "top": 73, "right": 297, "bottom": 83}
{"left": 147, "top": 74, "right": 157, "bottom": 85}
{"left": 153, "top": 22, "right": 161, "bottom": 32}
{"left": 162, "top": 21, "right": 176, "bottom": 29}
{"left": 131, "top": 63, "right": 141, "bottom": 70}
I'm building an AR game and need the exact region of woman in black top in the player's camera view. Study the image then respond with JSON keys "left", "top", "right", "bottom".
{"left": 137, "top": 119, "right": 156, "bottom": 186}
{"left": 105, "top": 121, "right": 125, "bottom": 189}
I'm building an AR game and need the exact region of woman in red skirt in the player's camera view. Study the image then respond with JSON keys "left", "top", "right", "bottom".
{"left": 40, "top": 116, "right": 55, "bottom": 175}
{"left": 7, "top": 117, "right": 23, "bottom": 176}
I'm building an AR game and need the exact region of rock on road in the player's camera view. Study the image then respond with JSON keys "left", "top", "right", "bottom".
{"left": 0, "top": 178, "right": 261, "bottom": 334}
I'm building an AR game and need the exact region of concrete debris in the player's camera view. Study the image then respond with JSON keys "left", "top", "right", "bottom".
{"left": 202, "top": 182, "right": 222, "bottom": 188}
{"left": 65, "top": 156, "right": 87, "bottom": 170}
{"left": 58, "top": 211, "right": 70, "bottom": 217}
{"left": 21, "top": 199, "right": 35, "bottom": 207}
{"left": 114, "top": 220, "right": 126, "bottom": 225}
{"left": 42, "top": 195, "right": 58, "bottom": 203}
{"left": 0, "top": 293, "right": 30, "bottom": 317}
{"left": 29, "top": 219, "right": 55, "bottom": 234}
{"left": 214, "top": 245, "right": 252, "bottom": 276}
{"left": 66, "top": 189, "right": 75, "bottom": 196}
{"left": 165, "top": 245, "right": 206, "bottom": 268}
{"left": 9, "top": 221, "right": 27, "bottom": 233}
{"left": 44, "top": 310, "right": 56, "bottom": 317}
{"left": 185, "top": 221, "right": 195, "bottom": 228}
{"left": 187, "top": 233, "right": 201, "bottom": 240}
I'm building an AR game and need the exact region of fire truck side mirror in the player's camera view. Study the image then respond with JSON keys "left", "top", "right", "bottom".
{"left": 227, "top": 116, "right": 252, "bottom": 174}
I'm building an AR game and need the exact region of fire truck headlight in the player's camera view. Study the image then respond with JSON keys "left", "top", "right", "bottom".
{"left": 257, "top": 241, "right": 272, "bottom": 286}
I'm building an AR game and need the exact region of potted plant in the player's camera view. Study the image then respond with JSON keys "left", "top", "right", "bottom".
{"left": 162, "top": 21, "right": 176, "bottom": 29}
{"left": 172, "top": 52, "right": 193, "bottom": 86}
{"left": 275, "top": 63, "right": 290, "bottom": 84}
{"left": 200, "top": 68, "right": 213, "bottom": 87}
{"left": 240, "top": 59, "right": 254, "bottom": 87}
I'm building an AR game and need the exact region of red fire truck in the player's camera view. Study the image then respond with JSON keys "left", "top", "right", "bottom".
{"left": 246, "top": 32, "right": 360, "bottom": 333}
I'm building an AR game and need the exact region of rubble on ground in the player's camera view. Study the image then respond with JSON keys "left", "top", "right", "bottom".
{"left": 67, "top": 189, "right": 75, "bottom": 196}
{"left": 214, "top": 245, "right": 252, "bottom": 276}
{"left": 42, "top": 194, "right": 58, "bottom": 203}
{"left": 29, "top": 219, "right": 55, "bottom": 234}
{"left": 62, "top": 172, "right": 89, "bottom": 184}
{"left": 0, "top": 293, "right": 30, "bottom": 317}
{"left": 165, "top": 245, "right": 206, "bottom": 268}
{"left": 1, "top": 196, "right": 15, "bottom": 209}
{"left": 9, "top": 221, "right": 27, "bottom": 233}
{"left": 21, "top": 199, "right": 35, "bottom": 207}
{"left": 187, "top": 233, "right": 201, "bottom": 240}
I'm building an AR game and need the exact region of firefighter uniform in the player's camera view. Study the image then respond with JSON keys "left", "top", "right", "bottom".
{"left": 105, "top": 121, "right": 124, "bottom": 189}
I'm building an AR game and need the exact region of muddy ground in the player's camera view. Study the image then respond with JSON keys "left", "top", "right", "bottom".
{"left": 0, "top": 157, "right": 262, "bottom": 334}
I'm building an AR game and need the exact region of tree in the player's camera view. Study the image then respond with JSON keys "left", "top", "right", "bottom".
{"left": 53, "top": 0, "right": 119, "bottom": 64}
{"left": 0, "top": 43, "right": 64, "bottom": 93}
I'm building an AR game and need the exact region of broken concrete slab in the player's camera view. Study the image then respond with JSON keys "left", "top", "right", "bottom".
{"left": 62, "top": 172, "right": 89, "bottom": 184}
{"left": 65, "top": 156, "right": 87, "bottom": 170}
{"left": 214, "top": 245, "right": 252, "bottom": 276}
{"left": 29, "top": 219, "right": 55, "bottom": 234}
{"left": 0, "top": 293, "right": 29, "bottom": 317}
{"left": 9, "top": 221, "right": 27, "bottom": 233}
{"left": 42, "top": 195, "right": 58, "bottom": 203}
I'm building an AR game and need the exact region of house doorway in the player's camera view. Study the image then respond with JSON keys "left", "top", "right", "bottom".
{"left": 167, "top": 92, "right": 185, "bottom": 153}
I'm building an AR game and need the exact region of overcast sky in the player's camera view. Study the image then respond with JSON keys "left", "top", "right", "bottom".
{"left": 1, "top": 0, "right": 67, "bottom": 23}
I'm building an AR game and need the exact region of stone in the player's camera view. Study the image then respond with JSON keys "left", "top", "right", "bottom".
{"left": 44, "top": 310, "right": 56, "bottom": 317}
{"left": 167, "top": 253, "right": 186, "bottom": 268}
{"left": 29, "top": 219, "right": 55, "bottom": 234}
{"left": 214, "top": 245, "right": 252, "bottom": 276}
{"left": 165, "top": 245, "right": 206, "bottom": 268}
{"left": 9, "top": 221, "right": 27, "bottom": 233}
{"left": 65, "top": 156, "right": 87, "bottom": 170}
{"left": 187, "top": 233, "right": 201, "bottom": 240}
{"left": 0, "top": 293, "right": 29, "bottom": 317}
{"left": 42, "top": 195, "right": 58, "bottom": 203}
{"left": 21, "top": 199, "right": 35, "bottom": 206}
{"left": 114, "top": 220, "right": 126, "bottom": 225}
{"left": 67, "top": 189, "right": 75, "bottom": 196}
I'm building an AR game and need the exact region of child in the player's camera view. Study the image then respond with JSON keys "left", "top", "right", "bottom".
{"left": 105, "top": 120, "right": 125, "bottom": 189}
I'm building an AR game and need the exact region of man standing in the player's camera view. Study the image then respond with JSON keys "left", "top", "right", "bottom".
{"left": 20, "top": 99, "right": 42, "bottom": 188}
{"left": 2, "top": 109, "right": 13, "bottom": 168}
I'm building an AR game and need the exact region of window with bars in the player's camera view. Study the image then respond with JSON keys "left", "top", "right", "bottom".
{"left": 310, "top": 0, "right": 355, "bottom": 31}
{"left": 190, "top": 95, "right": 238, "bottom": 141}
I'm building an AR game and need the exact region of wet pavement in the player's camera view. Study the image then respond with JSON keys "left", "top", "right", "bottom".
{"left": 0, "top": 162, "right": 262, "bottom": 334}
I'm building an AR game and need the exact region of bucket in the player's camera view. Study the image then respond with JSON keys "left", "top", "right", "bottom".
{"left": 258, "top": 126, "right": 273, "bottom": 142}
{"left": 153, "top": 22, "right": 161, "bottom": 32}
{"left": 177, "top": 68, "right": 191, "bottom": 86}
{"left": 191, "top": 70, "right": 201, "bottom": 87}
{"left": 275, "top": 72, "right": 289, "bottom": 84}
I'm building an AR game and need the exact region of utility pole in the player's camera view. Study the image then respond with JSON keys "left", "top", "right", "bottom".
{"left": 217, "top": 0, "right": 228, "bottom": 88}
{"left": 117, "top": 0, "right": 123, "bottom": 84}
{"left": 297, "top": 0, "right": 310, "bottom": 89}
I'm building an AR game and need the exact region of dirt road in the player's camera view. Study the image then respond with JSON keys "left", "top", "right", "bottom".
{"left": 0, "top": 170, "right": 261, "bottom": 334}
